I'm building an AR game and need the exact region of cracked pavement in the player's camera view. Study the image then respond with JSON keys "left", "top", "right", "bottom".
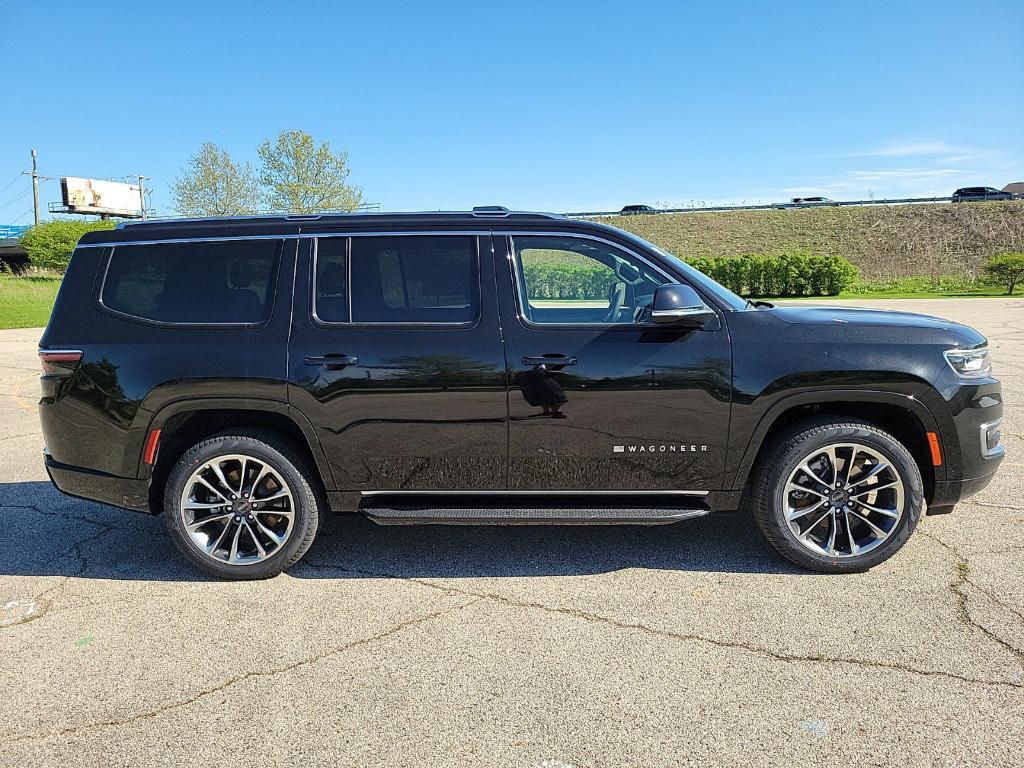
{"left": 1, "top": 299, "right": 1023, "bottom": 767}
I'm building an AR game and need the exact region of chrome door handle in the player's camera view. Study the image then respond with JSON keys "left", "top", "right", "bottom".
{"left": 305, "top": 354, "right": 359, "bottom": 369}
{"left": 522, "top": 355, "right": 577, "bottom": 368}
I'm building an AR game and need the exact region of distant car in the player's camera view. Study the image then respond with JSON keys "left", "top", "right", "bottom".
{"left": 790, "top": 196, "right": 834, "bottom": 205}
{"left": 620, "top": 204, "right": 657, "bottom": 215}
{"left": 952, "top": 187, "right": 1012, "bottom": 202}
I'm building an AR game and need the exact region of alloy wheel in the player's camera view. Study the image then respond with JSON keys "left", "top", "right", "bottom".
{"left": 783, "top": 442, "right": 905, "bottom": 558}
{"left": 178, "top": 453, "right": 295, "bottom": 566}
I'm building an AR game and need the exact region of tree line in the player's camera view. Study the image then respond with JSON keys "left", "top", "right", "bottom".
{"left": 171, "top": 129, "right": 363, "bottom": 216}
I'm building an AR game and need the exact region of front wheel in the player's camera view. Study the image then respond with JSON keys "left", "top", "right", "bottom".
{"left": 751, "top": 418, "right": 924, "bottom": 573}
{"left": 163, "top": 430, "right": 322, "bottom": 580}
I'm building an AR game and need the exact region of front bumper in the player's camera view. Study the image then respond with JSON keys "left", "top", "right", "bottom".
{"left": 928, "top": 471, "right": 1000, "bottom": 514}
{"left": 45, "top": 453, "right": 152, "bottom": 513}
{"left": 928, "top": 378, "right": 1004, "bottom": 514}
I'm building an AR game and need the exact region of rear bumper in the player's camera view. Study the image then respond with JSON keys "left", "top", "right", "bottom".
{"left": 45, "top": 453, "right": 152, "bottom": 513}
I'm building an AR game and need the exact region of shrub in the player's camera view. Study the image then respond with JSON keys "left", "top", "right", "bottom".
{"left": 19, "top": 219, "right": 116, "bottom": 272}
{"left": 683, "top": 252, "right": 858, "bottom": 297}
{"left": 983, "top": 253, "right": 1024, "bottom": 295}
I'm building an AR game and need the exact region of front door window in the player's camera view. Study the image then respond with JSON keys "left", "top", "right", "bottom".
{"left": 512, "top": 235, "right": 668, "bottom": 326}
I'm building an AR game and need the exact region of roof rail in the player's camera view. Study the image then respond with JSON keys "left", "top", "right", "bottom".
{"left": 471, "top": 206, "right": 511, "bottom": 217}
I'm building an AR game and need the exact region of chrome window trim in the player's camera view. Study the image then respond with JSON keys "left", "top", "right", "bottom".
{"left": 501, "top": 231, "right": 714, "bottom": 331}
{"left": 80, "top": 229, "right": 495, "bottom": 249}
{"left": 310, "top": 232, "right": 485, "bottom": 328}
{"left": 95, "top": 239, "right": 287, "bottom": 329}
{"left": 361, "top": 489, "right": 710, "bottom": 496}
{"left": 79, "top": 234, "right": 301, "bottom": 248}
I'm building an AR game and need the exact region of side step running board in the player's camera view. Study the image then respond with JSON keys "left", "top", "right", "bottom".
{"left": 359, "top": 499, "right": 710, "bottom": 526}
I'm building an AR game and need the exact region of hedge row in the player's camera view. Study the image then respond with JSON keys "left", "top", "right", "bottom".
{"left": 687, "top": 252, "right": 859, "bottom": 297}
{"left": 19, "top": 220, "right": 116, "bottom": 272}
{"left": 523, "top": 251, "right": 859, "bottom": 299}
{"left": 522, "top": 262, "right": 614, "bottom": 300}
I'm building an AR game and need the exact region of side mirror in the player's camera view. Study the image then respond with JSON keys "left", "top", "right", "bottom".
{"left": 651, "top": 284, "right": 715, "bottom": 327}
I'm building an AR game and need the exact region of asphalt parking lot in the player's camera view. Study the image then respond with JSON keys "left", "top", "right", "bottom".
{"left": 1, "top": 298, "right": 1023, "bottom": 768}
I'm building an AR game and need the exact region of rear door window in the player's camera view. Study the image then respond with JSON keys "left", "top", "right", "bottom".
{"left": 101, "top": 239, "right": 281, "bottom": 324}
{"left": 347, "top": 235, "right": 478, "bottom": 324}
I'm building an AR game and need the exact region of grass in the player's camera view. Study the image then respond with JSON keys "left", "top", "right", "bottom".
{"left": 0, "top": 274, "right": 61, "bottom": 329}
{"left": 778, "top": 276, "right": 1019, "bottom": 301}
{"left": 602, "top": 199, "right": 1024, "bottom": 280}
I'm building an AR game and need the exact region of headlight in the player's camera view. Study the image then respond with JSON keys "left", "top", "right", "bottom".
{"left": 944, "top": 346, "right": 991, "bottom": 378}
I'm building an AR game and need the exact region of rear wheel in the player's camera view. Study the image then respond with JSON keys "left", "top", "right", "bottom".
{"left": 751, "top": 418, "right": 923, "bottom": 573}
{"left": 163, "top": 430, "right": 321, "bottom": 580}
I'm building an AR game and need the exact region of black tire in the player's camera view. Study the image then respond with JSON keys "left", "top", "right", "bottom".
{"left": 751, "top": 418, "right": 923, "bottom": 573}
{"left": 163, "top": 429, "right": 322, "bottom": 580}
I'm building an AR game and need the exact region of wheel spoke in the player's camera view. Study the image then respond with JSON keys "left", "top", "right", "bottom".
{"left": 183, "top": 500, "right": 228, "bottom": 510}
{"left": 854, "top": 499, "right": 900, "bottom": 518}
{"left": 847, "top": 461, "right": 889, "bottom": 492}
{"left": 848, "top": 508, "right": 887, "bottom": 537}
{"left": 798, "top": 459, "right": 831, "bottom": 489}
{"left": 825, "top": 515, "right": 838, "bottom": 555}
{"left": 208, "top": 461, "right": 234, "bottom": 498}
{"left": 786, "top": 482, "right": 828, "bottom": 500}
{"left": 236, "top": 457, "right": 248, "bottom": 497}
{"left": 843, "top": 510, "right": 859, "bottom": 555}
{"left": 850, "top": 478, "right": 899, "bottom": 497}
{"left": 209, "top": 518, "right": 233, "bottom": 554}
{"left": 187, "top": 512, "right": 232, "bottom": 532}
{"left": 787, "top": 500, "right": 827, "bottom": 521}
{"left": 245, "top": 521, "right": 266, "bottom": 557}
{"left": 228, "top": 523, "right": 244, "bottom": 563}
{"left": 800, "top": 508, "right": 832, "bottom": 536}
{"left": 254, "top": 517, "right": 286, "bottom": 546}
{"left": 824, "top": 446, "right": 839, "bottom": 486}
{"left": 249, "top": 463, "right": 271, "bottom": 496}
{"left": 195, "top": 476, "right": 229, "bottom": 503}
{"left": 256, "top": 489, "right": 291, "bottom": 503}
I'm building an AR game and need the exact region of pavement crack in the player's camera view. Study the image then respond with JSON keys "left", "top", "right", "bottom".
{"left": 300, "top": 559, "right": 1024, "bottom": 691}
{"left": 920, "top": 530, "right": 1024, "bottom": 666}
{"left": 3, "top": 598, "right": 479, "bottom": 744}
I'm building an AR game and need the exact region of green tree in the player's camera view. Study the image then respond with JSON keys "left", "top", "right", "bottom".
{"left": 983, "top": 253, "right": 1024, "bottom": 295}
{"left": 257, "top": 130, "right": 363, "bottom": 213}
{"left": 170, "top": 142, "right": 264, "bottom": 216}
{"left": 19, "top": 220, "right": 116, "bottom": 272}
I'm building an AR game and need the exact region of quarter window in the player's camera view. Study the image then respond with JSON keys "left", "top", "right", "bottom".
{"left": 313, "top": 238, "right": 349, "bottom": 322}
{"left": 512, "top": 235, "right": 667, "bottom": 325}
{"left": 101, "top": 240, "right": 281, "bottom": 324}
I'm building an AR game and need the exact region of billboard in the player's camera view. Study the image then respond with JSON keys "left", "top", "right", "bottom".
{"left": 61, "top": 177, "right": 142, "bottom": 217}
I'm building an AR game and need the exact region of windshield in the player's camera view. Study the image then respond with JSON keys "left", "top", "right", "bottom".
{"left": 614, "top": 230, "right": 748, "bottom": 311}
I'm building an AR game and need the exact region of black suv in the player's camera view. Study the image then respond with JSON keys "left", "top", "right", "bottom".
{"left": 952, "top": 186, "right": 1012, "bottom": 202}
{"left": 39, "top": 209, "right": 1004, "bottom": 578}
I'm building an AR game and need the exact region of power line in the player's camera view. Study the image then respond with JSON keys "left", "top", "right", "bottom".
{"left": 0, "top": 175, "right": 22, "bottom": 198}
{"left": 11, "top": 207, "right": 34, "bottom": 224}
{"left": 0, "top": 187, "right": 31, "bottom": 211}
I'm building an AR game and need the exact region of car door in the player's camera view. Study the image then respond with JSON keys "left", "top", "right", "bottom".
{"left": 287, "top": 230, "right": 508, "bottom": 491}
{"left": 493, "top": 231, "right": 732, "bottom": 491}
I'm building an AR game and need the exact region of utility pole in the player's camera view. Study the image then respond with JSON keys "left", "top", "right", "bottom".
{"left": 136, "top": 175, "right": 150, "bottom": 220}
{"left": 30, "top": 149, "right": 40, "bottom": 226}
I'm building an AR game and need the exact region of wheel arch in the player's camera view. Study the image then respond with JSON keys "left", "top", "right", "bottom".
{"left": 731, "top": 390, "right": 945, "bottom": 506}
{"left": 142, "top": 399, "right": 335, "bottom": 514}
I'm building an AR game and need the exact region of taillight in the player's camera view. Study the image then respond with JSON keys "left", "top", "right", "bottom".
{"left": 39, "top": 349, "right": 83, "bottom": 376}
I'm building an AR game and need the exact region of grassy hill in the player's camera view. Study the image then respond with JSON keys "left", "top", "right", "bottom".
{"left": 599, "top": 200, "right": 1024, "bottom": 280}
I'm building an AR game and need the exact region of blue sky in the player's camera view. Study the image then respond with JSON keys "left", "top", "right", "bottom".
{"left": 2, "top": 0, "right": 1022, "bottom": 220}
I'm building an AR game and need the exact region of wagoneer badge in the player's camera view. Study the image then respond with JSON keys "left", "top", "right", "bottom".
{"left": 613, "top": 444, "right": 709, "bottom": 453}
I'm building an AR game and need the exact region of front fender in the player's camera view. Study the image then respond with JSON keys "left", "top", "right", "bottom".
{"left": 726, "top": 386, "right": 951, "bottom": 491}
